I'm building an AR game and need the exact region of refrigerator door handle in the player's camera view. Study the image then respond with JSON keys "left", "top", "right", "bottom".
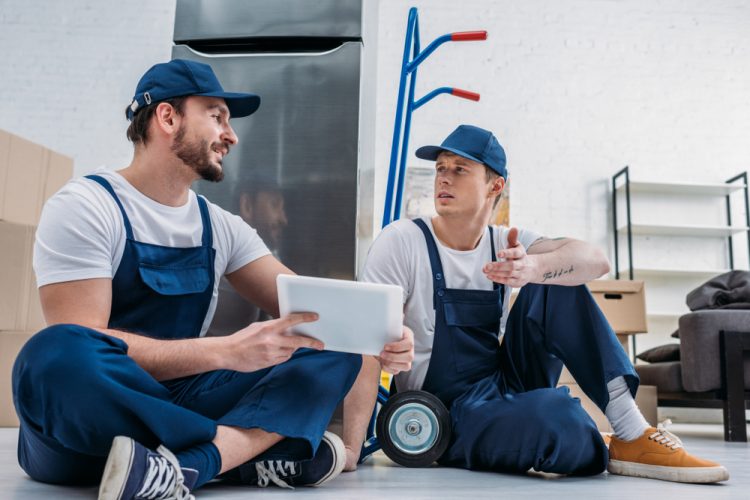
{"left": 178, "top": 43, "right": 355, "bottom": 59}
{"left": 181, "top": 37, "right": 358, "bottom": 56}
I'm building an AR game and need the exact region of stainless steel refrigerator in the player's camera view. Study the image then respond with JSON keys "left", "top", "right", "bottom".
{"left": 172, "top": 0, "right": 378, "bottom": 334}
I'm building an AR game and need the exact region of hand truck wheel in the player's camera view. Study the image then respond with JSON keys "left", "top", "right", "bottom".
{"left": 375, "top": 390, "right": 451, "bottom": 467}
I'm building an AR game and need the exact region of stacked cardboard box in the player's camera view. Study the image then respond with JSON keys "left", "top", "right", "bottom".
{"left": 588, "top": 279, "right": 648, "bottom": 359}
{"left": 0, "top": 129, "right": 73, "bottom": 426}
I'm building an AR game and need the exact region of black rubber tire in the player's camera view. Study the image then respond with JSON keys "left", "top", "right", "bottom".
{"left": 376, "top": 390, "right": 452, "bottom": 467}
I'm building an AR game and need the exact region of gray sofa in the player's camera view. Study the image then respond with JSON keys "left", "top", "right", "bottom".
{"left": 635, "top": 310, "right": 750, "bottom": 442}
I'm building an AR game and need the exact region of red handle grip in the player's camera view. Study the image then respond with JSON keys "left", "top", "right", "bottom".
{"left": 452, "top": 88, "right": 480, "bottom": 101}
{"left": 451, "top": 31, "right": 487, "bottom": 41}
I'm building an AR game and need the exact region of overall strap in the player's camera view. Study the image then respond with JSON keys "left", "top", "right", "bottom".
{"left": 488, "top": 226, "right": 499, "bottom": 291}
{"left": 86, "top": 175, "right": 134, "bottom": 240}
{"left": 195, "top": 195, "right": 213, "bottom": 249}
{"left": 413, "top": 219, "right": 446, "bottom": 309}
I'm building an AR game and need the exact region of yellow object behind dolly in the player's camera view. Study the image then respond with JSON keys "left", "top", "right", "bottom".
{"left": 380, "top": 371, "right": 392, "bottom": 390}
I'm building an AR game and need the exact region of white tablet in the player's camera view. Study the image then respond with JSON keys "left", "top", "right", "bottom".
{"left": 277, "top": 274, "right": 403, "bottom": 356}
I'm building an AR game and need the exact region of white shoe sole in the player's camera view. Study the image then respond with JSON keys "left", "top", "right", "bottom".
{"left": 98, "top": 436, "right": 135, "bottom": 500}
{"left": 312, "top": 431, "right": 346, "bottom": 487}
{"left": 608, "top": 459, "right": 729, "bottom": 483}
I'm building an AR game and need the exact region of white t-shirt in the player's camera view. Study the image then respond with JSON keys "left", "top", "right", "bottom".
{"left": 33, "top": 168, "right": 271, "bottom": 336}
{"left": 360, "top": 217, "right": 542, "bottom": 392}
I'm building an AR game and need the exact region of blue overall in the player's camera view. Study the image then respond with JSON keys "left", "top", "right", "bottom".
{"left": 12, "top": 175, "right": 360, "bottom": 485}
{"left": 413, "top": 219, "right": 638, "bottom": 475}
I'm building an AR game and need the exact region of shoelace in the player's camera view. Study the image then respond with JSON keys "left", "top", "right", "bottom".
{"left": 255, "top": 460, "right": 297, "bottom": 490}
{"left": 648, "top": 419, "right": 683, "bottom": 450}
{"left": 135, "top": 445, "right": 194, "bottom": 500}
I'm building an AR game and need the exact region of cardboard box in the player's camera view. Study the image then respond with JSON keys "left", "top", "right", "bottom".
{"left": 0, "top": 129, "right": 73, "bottom": 226}
{"left": 587, "top": 280, "right": 647, "bottom": 334}
{"left": 563, "top": 383, "right": 658, "bottom": 432}
{"left": 0, "top": 331, "right": 35, "bottom": 426}
{"left": 0, "top": 221, "right": 45, "bottom": 331}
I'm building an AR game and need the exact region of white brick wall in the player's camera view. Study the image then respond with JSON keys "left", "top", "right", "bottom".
{"left": 1, "top": 0, "right": 749, "bottom": 352}
{"left": 375, "top": 0, "right": 750, "bottom": 252}
{"left": 0, "top": 0, "right": 176, "bottom": 173}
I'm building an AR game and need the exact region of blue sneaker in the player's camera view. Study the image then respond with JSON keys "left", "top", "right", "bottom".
{"left": 223, "top": 431, "right": 346, "bottom": 489}
{"left": 98, "top": 436, "right": 198, "bottom": 500}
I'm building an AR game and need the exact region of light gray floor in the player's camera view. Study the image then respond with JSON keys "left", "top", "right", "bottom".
{"left": 1, "top": 424, "right": 748, "bottom": 499}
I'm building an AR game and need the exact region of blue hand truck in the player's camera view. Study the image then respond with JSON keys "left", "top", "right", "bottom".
{"left": 360, "top": 6, "right": 486, "bottom": 468}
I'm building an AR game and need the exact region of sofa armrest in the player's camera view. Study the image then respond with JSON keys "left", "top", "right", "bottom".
{"left": 678, "top": 310, "right": 750, "bottom": 392}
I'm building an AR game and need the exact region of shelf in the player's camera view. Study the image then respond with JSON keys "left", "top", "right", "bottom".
{"left": 615, "top": 180, "right": 746, "bottom": 196}
{"left": 647, "top": 310, "right": 687, "bottom": 319}
{"left": 612, "top": 170, "right": 748, "bottom": 365}
{"left": 621, "top": 267, "right": 729, "bottom": 279}
{"left": 617, "top": 224, "right": 749, "bottom": 237}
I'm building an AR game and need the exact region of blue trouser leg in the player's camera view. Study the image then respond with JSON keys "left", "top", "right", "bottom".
{"left": 12, "top": 324, "right": 361, "bottom": 485}
{"left": 441, "top": 284, "right": 637, "bottom": 475}
{"left": 13, "top": 325, "right": 218, "bottom": 485}
{"left": 441, "top": 376, "right": 608, "bottom": 475}
{"left": 501, "top": 284, "right": 639, "bottom": 408}
{"left": 166, "top": 348, "right": 362, "bottom": 461}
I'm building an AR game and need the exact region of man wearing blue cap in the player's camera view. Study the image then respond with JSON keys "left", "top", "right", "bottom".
{"left": 358, "top": 124, "right": 728, "bottom": 483}
{"left": 13, "top": 59, "right": 414, "bottom": 499}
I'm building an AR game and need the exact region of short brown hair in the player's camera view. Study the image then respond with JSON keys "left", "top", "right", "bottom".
{"left": 124, "top": 97, "right": 187, "bottom": 145}
{"left": 485, "top": 166, "right": 501, "bottom": 182}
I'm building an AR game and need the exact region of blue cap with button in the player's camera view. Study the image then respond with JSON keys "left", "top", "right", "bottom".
{"left": 127, "top": 59, "right": 260, "bottom": 120}
{"left": 415, "top": 124, "right": 507, "bottom": 178}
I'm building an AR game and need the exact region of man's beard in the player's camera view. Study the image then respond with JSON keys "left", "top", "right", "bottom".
{"left": 171, "top": 125, "right": 225, "bottom": 182}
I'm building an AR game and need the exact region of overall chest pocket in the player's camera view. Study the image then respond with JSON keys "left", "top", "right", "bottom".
{"left": 139, "top": 263, "right": 211, "bottom": 296}
{"left": 442, "top": 300, "right": 502, "bottom": 374}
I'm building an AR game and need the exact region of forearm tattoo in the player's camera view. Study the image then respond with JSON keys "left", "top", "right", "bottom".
{"left": 542, "top": 265, "right": 574, "bottom": 282}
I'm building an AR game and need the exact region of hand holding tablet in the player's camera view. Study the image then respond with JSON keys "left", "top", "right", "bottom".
{"left": 277, "top": 274, "right": 403, "bottom": 356}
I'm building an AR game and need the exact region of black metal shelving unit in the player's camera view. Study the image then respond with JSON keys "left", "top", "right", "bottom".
{"left": 611, "top": 166, "right": 750, "bottom": 360}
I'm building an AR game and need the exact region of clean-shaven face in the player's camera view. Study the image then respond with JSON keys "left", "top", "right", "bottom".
{"left": 434, "top": 151, "right": 494, "bottom": 218}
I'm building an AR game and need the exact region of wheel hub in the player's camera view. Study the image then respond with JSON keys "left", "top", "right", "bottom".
{"left": 388, "top": 403, "right": 438, "bottom": 454}
{"left": 406, "top": 419, "right": 422, "bottom": 435}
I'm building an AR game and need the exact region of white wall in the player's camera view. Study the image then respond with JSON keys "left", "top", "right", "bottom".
{"left": 376, "top": 0, "right": 750, "bottom": 250}
{"left": 3, "top": 0, "right": 748, "bottom": 244}
{"left": 0, "top": 0, "right": 176, "bottom": 173}
{"left": 2, "top": 0, "right": 750, "bottom": 352}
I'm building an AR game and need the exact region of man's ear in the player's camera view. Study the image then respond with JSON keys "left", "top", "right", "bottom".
{"left": 154, "top": 102, "right": 181, "bottom": 136}
{"left": 490, "top": 176, "right": 505, "bottom": 197}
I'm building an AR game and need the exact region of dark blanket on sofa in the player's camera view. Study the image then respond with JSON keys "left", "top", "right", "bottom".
{"left": 687, "top": 270, "right": 750, "bottom": 311}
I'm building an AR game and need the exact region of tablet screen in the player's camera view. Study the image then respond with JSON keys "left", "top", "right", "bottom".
{"left": 277, "top": 274, "right": 403, "bottom": 355}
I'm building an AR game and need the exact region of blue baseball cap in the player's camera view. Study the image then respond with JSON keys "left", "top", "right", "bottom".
{"left": 127, "top": 59, "right": 260, "bottom": 120}
{"left": 415, "top": 124, "right": 507, "bottom": 178}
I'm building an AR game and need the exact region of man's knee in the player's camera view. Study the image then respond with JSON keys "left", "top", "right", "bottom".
{"left": 293, "top": 350, "right": 362, "bottom": 396}
{"left": 528, "top": 388, "right": 608, "bottom": 474}
{"left": 341, "top": 351, "right": 363, "bottom": 377}
{"left": 318, "top": 351, "right": 362, "bottom": 384}
{"left": 14, "top": 324, "right": 126, "bottom": 398}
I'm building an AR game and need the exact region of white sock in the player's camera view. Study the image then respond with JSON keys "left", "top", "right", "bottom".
{"left": 604, "top": 376, "right": 650, "bottom": 441}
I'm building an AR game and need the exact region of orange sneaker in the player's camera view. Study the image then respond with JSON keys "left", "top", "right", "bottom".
{"left": 608, "top": 422, "right": 728, "bottom": 483}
